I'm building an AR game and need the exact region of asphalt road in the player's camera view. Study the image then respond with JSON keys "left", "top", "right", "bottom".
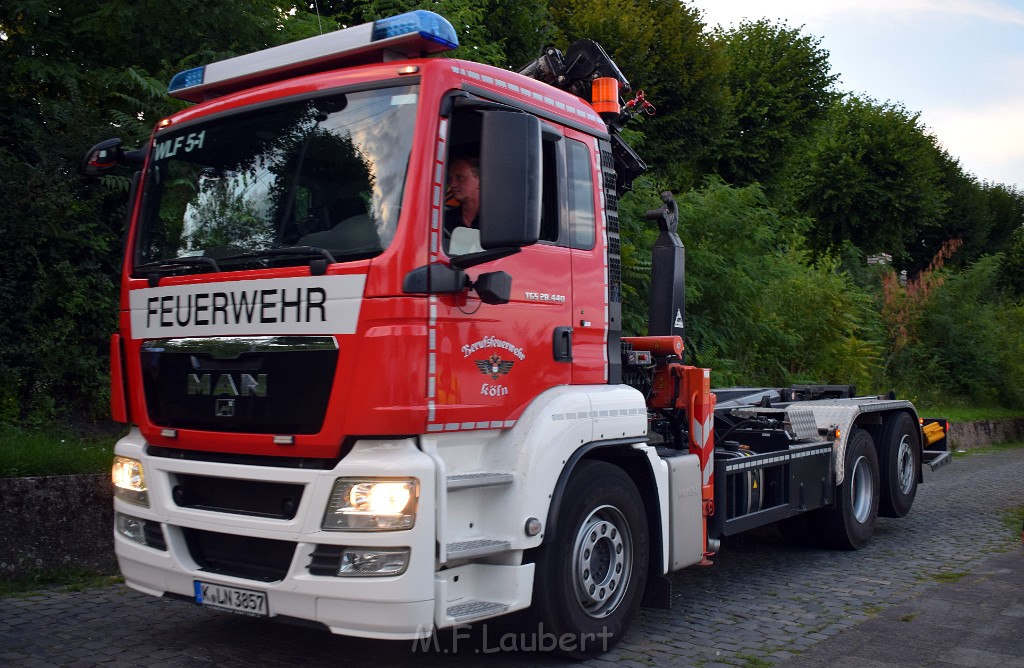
{"left": 2, "top": 446, "right": 1022, "bottom": 667}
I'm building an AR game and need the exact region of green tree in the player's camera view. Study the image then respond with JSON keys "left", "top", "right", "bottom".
{"left": 797, "top": 95, "right": 948, "bottom": 269}
{"left": 895, "top": 256, "right": 1024, "bottom": 408}
{"left": 984, "top": 181, "right": 1024, "bottom": 253}
{"left": 900, "top": 152, "right": 998, "bottom": 275}
{"left": 672, "top": 180, "right": 882, "bottom": 388}
{"left": 352, "top": 0, "right": 507, "bottom": 65}
{"left": 0, "top": 1, "right": 319, "bottom": 423}
{"left": 998, "top": 227, "right": 1024, "bottom": 297}
{"left": 484, "top": 0, "right": 553, "bottom": 69}
{"left": 548, "top": 0, "right": 730, "bottom": 189}
{"left": 714, "top": 19, "right": 838, "bottom": 191}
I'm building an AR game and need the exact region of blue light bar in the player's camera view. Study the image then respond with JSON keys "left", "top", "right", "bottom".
{"left": 372, "top": 10, "right": 458, "bottom": 49}
{"left": 168, "top": 66, "right": 206, "bottom": 95}
{"left": 166, "top": 10, "right": 459, "bottom": 103}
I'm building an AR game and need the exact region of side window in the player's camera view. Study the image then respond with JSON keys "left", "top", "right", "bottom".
{"left": 442, "top": 108, "right": 482, "bottom": 256}
{"left": 444, "top": 108, "right": 561, "bottom": 251}
{"left": 567, "top": 139, "right": 596, "bottom": 250}
{"left": 538, "top": 138, "right": 560, "bottom": 243}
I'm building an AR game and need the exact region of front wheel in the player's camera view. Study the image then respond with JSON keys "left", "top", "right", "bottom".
{"left": 528, "top": 460, "right": 649, "bottom": 657}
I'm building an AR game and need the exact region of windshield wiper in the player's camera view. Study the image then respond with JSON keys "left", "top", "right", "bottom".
{"left": 218, "top": 246, "right": 337, "bottom": 275}
{"left": 136, "top": 257, "right": 221, "bottom": 286}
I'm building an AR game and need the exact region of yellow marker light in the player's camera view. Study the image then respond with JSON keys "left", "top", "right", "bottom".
{"left": 112, "top": 456, "right": 149, "bottom": 507}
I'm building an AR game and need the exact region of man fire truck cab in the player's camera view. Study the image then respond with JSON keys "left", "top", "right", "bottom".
{"left": 84, "top": 10, "right": 951, "bottom": 656}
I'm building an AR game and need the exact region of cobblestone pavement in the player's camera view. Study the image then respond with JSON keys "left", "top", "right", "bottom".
{"left": 2, "top": 447, "right": 1022, "bottom": 667}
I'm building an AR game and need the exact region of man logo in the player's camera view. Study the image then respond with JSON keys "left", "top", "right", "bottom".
{"left": 187, "top": 373, "right": 268, "bottom": 397}
{"left": 215, "top": 399, "right": 235, "bottom": 417}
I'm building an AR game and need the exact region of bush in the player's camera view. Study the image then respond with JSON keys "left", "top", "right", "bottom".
{"left": 675, "top": 180, "right": 883, "bottom": 388}
{"left": 884, "top": 253, "right": 1024, "bottom": 408}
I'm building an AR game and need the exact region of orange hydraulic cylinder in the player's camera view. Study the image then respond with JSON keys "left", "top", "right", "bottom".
{"left": 621, "top": 335, "right": 683, "bottom": 357}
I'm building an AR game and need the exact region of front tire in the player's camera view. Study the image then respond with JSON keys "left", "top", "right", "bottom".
{"left": 811, "top": 428, "right": 879, "bottom": 550}
{"left": 877, "top": 412, "right": 920, "bottom": 518}
{"left": 529, "top": 460, "right": 649, "bottom": 657}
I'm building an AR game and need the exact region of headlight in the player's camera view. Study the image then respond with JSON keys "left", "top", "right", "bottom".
{"left": 112, "top": 456, "right": 148, "bottom": 506}
{"left": 322, "top": 478, "right": 418, "bottom": 531}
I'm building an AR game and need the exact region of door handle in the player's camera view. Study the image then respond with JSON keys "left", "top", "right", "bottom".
{"left": 553, "top": 326, "right": 573, "bottom": 362}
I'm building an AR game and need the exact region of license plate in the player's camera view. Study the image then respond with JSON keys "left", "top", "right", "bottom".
{"left": 194, "top": 581, "right": 269, "bottom": 617}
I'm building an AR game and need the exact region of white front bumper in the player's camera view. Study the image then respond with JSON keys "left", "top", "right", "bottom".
{"left": 113, "top": 428, "right": 438, "bottom": 640}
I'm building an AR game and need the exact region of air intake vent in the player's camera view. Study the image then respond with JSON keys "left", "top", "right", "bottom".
{"left": 183, "top": 528, "right": 295, "bottom": 582}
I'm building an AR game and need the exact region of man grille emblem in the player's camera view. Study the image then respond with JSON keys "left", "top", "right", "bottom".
{"left": 215, "top": 399, "right": 236, "bottom": 417}
{"left": 475, "top": 354, "right": 514, "bottom": 380}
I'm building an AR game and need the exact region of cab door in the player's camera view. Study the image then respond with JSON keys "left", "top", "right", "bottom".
{"left": 427, "top": 110, "right": 573, "bottom": 433}
{"left": 565, "top": 133, "right": 609, "bottom": 385}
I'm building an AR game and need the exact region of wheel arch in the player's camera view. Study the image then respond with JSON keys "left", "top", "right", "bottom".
{"left": 801, "top": 399, "right": 918, "bottom": 486}
{"left": 856, "top": 407, "right": 924, "bottom": 485}
{"left": 541, "top": 441, "right": 666, "bottom": 577}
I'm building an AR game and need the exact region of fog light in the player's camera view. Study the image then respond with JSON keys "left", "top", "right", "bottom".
{"left": 338, "top": 547, "right": 410, "bottom": 577}
{"left": 115, "top": 512, "right": 147, "bottom": 545}
{"left": 322, "top": 478, "right": 418, "bottom": 531}
{"left": 112, "top": 456, "right": 148, "bottom": 506}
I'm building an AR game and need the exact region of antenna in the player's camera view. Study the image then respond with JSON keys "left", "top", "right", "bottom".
{"left": 314, "top": 0, "right": 323, "bottom": 35}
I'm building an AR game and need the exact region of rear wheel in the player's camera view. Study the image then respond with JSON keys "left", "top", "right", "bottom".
{"left": 877, "top": 412, "right": 920, "bottom": 518}
{"left": 529, "top": 460, "right": 648, "bottom": 658}
{"left": 810, "top": 428, "right": 879, "bottom": 550}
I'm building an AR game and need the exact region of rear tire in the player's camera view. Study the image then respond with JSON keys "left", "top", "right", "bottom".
{"left": 529, "top": 460, "right": 649, "bottom": 658}
{"left": 877, "top": 412, "right": 920, "bottom": 518}
{"left": 810, "top": 428, "right": 879, "bottom": 550}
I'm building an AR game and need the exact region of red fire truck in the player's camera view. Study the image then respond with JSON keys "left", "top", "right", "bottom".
{"left": 84, "top": 10, "right": 950, "bottom": 656}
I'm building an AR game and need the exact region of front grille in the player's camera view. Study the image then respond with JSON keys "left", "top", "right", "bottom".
{"left": 183, "top": 528, "right": 295, "bottom": 582}
{"left": 141, "top": 336, "right": 338, "bottom": 434}
{"left": 171, "top": 474, "right": 303, "bottom": 519}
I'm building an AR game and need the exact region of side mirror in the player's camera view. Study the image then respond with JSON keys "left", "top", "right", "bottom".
{"left": 402, "top": 262, "right": 468, "bottom": 295}
{"left": 478, "top": 111, "right": 542, "bottom": 249}
{"left": 80, "top": 138, "right": 124, "bottom": 177}
{"left": 473, "top": 271, "right": 512, "bottom": 305}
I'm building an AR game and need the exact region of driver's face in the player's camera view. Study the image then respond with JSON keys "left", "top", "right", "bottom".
{"left": 447, "top": 159, "right": 479, "bottom": 205}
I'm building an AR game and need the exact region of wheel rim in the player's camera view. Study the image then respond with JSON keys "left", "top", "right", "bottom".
{"left": 849, "top": 455, "right": 874, "bottom": 523}
{"left": 572, "top": 504, "right": 632, "bottom": 618}
{"left": 896, "top": 434, "right": 915, "bottom": 494}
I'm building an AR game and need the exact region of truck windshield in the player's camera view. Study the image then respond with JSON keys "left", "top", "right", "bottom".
{"left": 135, "top": 84, "right": 418, "bottom": 275}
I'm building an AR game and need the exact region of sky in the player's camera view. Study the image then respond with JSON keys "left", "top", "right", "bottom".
{"left": 690, "top": 0, "right": 1024, "bottom": 189}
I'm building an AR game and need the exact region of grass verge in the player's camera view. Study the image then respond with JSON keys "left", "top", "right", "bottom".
{"left": 1001, "top": 505, "right": 1024, "bottom": 539}
{"left": 0, "top": 424, "right": 119, "bottom": 477}
{"left": 0, "top": 571, "right": 123, "bottom": 597}
{"left": 916, "top": 405, "right": 1024, "bottom": 422}
{"left": 952, "top": 441, "right": 1024, "bottom": 458}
